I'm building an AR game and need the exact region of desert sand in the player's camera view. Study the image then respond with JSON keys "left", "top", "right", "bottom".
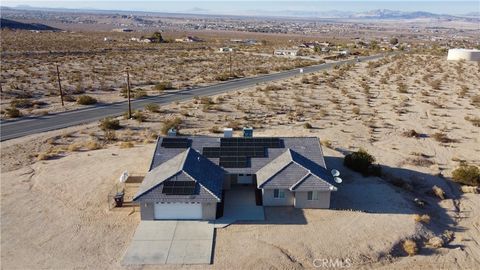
{"left": 1, "top": 53, "right": 480, "bottom": 269}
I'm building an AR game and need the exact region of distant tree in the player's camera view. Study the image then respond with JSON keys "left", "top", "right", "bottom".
{"left": 370, "top": 40, "right": 379, "bottom": 50}
{"left": 390, "top": 37, "right": 399, "bottom": 45}
{"left": 151, "top": 32, "right": 164, "bottom": 43}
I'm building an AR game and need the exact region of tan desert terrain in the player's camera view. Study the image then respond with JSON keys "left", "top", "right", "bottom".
{"left": 1, "top": 53, "right": 480, "bottom": 269}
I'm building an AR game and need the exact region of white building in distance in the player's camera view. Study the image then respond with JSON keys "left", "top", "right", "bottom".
{"left": 447, "top": 49, "right": 480, "bottom": 61}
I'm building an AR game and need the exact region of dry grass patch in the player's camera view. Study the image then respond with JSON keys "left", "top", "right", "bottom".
{"left": 403, "top": 239, "right": 418, "bottom": 256}
{"left": 413, "top": 214, "right": 431, "bottom": 224}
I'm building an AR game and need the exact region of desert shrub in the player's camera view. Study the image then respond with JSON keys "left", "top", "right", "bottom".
{"left": 403, "top": 240, "right": 418, "bottom": 256}
{"left": 397, "top": 82, "right": 408, "bottom": 93}
{"left": 77, "top": 95, "right": 97, "bottom": 105}
{"left": 464, "top": 116, "right": 480, "bottom": 127}
{"left": 427, "top": 236, "right": 444, "bottom": 248}
{"left": 304, "top": 122, "right": 313, "bottom": 129}
{"left": 215, "top": 73, "right": 230, "bottom": 81}
{"left": 403, "top": 129, "right": 421, "bottom": 138}
{"left": 344, "top": 149, "right": 381, "bottom": 176}
{"left": 67, "top": 143, "right": 81, "bottom": 152}
{"left": 352, "top": 107, "right": 360, "bottom": 115}
{"left": 209, "top": 126, "right": 222, "bottom": 134}
{"left": 145, "top": 103, "right": 160, "bottom": 113}
{"left": 413, "top": 214, "right": 431, "bottom": 223}
{"left": 119, "top": 141, "right": 134, "bottom": 148}
{"left": 133, "top": 89, "right": 148, "bottom": 99}
{"left": 132, "top": 110, "right": 146, "bottom": 122}
{"left": 432, "top": 185, "right": 446, "bottom": 199}
{"left": 104, "top": 130, "right": 116, "bottom": 141}
{"left": 452, "top": 164, "right": 480, "bottom": 186}
{"left": 227, "top": 120, "right": 242, "bottom": 130}
{"left": 161, "top": 117, "right": 182, "bottom": 134}
{"left": 432, "top": 132, "right": 457, "bottom": 143}
{"left": 154, "top": 81, "right": 173, "bottom": 91}
{"left": 5, "top": 106, "right": 21, "bottom": 118}
{"left": 37, "top": 152, "right": 51, "bottom": 161}
{"left": 84, "top": 140, "right": 101, "bottom": 150}
{"left": 99, "top": 117, "right": 121, "bottom": 130}
{"left": 321, "top": 140, "right": 332, "bottom": 149}
{"left": 471, "top": 95, "right": 480, "bottom": 108}
{"left": 10, "top": 98, "right": 33, "bottom": 108}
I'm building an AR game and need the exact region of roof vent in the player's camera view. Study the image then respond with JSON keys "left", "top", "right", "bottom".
{"left": 243, "top": 127, "right": 253, "bottom": 138}
{"left": 167, "top": 128, "right": 177, "bottom": 137}
{"left": 223, "top": 128, "right": 233, "bottom": 138}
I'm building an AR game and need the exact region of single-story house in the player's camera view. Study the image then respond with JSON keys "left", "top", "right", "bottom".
{"left": 175, "top": 36, "right": 204, "bottom": 43}
{"left": 274, "top": 49, "right": 299, "bottom": 56}
{"left": 133, "top": 130, "right": 337, "bottom": 220}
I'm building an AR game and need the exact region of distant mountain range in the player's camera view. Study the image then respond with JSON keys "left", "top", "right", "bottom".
{"left": 0, "top": 18, "right": 60, "bottom": 31}
{"left": 258, "top": 8, "right": 475, "bottom": 20}
{"left": 0, "top": 5, "right": 478, "bottom": 21}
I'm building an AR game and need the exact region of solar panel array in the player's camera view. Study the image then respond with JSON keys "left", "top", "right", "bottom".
{"left": 203, "top": 137, "right": 283, "bottom": 168}
{"left": 162, "top": 181, "right": 196, "bottom": 195}
{"left": 161, "top": 138, "right": 191, "bottom": 148}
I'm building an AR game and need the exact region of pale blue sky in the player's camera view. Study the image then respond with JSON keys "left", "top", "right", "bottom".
{"left": 2, "top": 1, "right": 479, "bottom": 15}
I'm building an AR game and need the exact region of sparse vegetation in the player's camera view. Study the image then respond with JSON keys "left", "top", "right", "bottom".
{"left": 344, "top": 149, "right": 381, "bottom": 177}
{"left": 145, "top": 103, "right": 160, "bottom": 113}
{"left": 76, "top": 95, "right": 97, "bottom": 105}
{"left": 99, "top": 117, "right": 121, "bottom": 130}
{"left": 452, "top": 164, "right": 480, "bottom": 186}
{"left": 403, "top": 239, "right": 418, "bottom": 256}
{"left": 161, "top": 117, "right": 183, "bottom": 134}
{"left": 413, "top": 214, "right": 431, "bottom": 223}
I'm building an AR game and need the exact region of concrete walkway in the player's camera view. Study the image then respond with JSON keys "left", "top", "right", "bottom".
{"left": 215, "top": 186, "right": 265, "bottom": 228}
{"left": 122, "top": 220, "right": 214, "bottom": 265}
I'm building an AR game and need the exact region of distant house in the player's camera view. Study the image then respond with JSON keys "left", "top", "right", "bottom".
{"left": 219, "top": 47, "right": 233, "bottom": 52}
{"left": 176, "top": 36, "right": 204, "bottom": 43}
{"left": 230, "top": 39, "right": 258, "bottom": 45}
{"left": 112, "top": 28, "right": 133, "bottom": 32}
{"left": 298, "top": 42, "right": 317, "bottom": 49}
{"left": 133, "top": 130, "right": 337, "bottom": 220}
{"left": 274, "top": 49, "right": 299, "bottom": 57}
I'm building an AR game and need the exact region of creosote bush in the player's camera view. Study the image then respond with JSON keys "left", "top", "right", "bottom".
{"left": 344, "top": 149, "right": 381, "bottom": 176}
{"left": 145, "top": 103, "right": 160, "bottom": 113}
{"left": 161, "top": 117, "right": 183, "bottom": 134}
{"left": 452, "top": 164, "right": 480, "bottom": 186}
{"left": 99, "top": 117, "right": 121, "bottom": 130}
{"left": 77, "top": 95, "right": 97, "bottom": 105}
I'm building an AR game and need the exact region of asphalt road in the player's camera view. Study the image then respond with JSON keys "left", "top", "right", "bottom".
{"left": 0, "top": 53, "right": 386, "bottom": 141}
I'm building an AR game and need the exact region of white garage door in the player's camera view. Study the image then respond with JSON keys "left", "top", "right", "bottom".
{"left": 154, "top": 202, "right": 202, "bottom": 220}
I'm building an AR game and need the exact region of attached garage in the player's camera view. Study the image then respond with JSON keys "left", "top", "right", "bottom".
{"left": 154, "top": 202, "right": 202, "bottom": 220}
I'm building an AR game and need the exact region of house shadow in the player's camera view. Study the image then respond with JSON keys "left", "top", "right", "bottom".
{"left": 324, "top": 155, "right": 465, "bottom": 235}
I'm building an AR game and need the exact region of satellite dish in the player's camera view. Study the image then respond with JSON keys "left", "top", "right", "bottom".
{"left": 331, "top": 169, "right": 340, "bottom": 177}
{"left": 119, "top": 171, "right": 129, "bottom": 183}
{"left": 334, "top": 177, "right": 343, "bottom": 184}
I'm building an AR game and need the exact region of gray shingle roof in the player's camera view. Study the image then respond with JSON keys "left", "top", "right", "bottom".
{"left": 257, "top": 149, "right": 336, "bottom": 191}
{"left": 134, "top": 148, "right": 225, "bottom": 203}
{"left": 151, "top": 136, "right": 328, "bottom": 175}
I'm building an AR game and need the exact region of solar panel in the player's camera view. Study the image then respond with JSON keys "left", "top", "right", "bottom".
{"left": 202, "top": 138, "right": 282, "bottom": 168}
{"left": 162, "top": 181, "right": 196, "bottom": 195}
{"left": 219, "top": 156, "right": 248, "bottom": 168}
{"left": 161, "top": 138, "right": 191, "bottom": 148}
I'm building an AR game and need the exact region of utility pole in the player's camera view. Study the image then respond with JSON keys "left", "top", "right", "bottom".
{"left": 126, "top": 69, "right": 132, "bottom": 119}
{"left": 56, "top": 65, "right": 64, "bottom": 107}
{"left": 229, "top": 49, "right": 233, "bottom": 78}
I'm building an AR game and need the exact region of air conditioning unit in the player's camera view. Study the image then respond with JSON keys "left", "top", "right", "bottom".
{"left": 167, "top": 128, "right": 177, "bottom": 137}
{"left": 243, "top": 127, "right": 253, "bottom": 138}
{"left": 223, "top": 128, "right": 233, "bottom": 138}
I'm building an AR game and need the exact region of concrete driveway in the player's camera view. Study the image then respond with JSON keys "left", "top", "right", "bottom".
{"left": 122, "top": 220, "right": 214, "bottom": 265}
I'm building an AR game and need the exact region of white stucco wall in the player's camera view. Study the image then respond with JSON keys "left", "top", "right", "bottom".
{"left": 447, "top": 49, "right": 480, "bottom": 61}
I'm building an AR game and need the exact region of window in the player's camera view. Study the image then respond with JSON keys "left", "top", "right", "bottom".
{"left": 273, "top": 189, "right": 285, "bottom": 199}
{"left": 307, "top": 191, "right": 319, "bottom": 201}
